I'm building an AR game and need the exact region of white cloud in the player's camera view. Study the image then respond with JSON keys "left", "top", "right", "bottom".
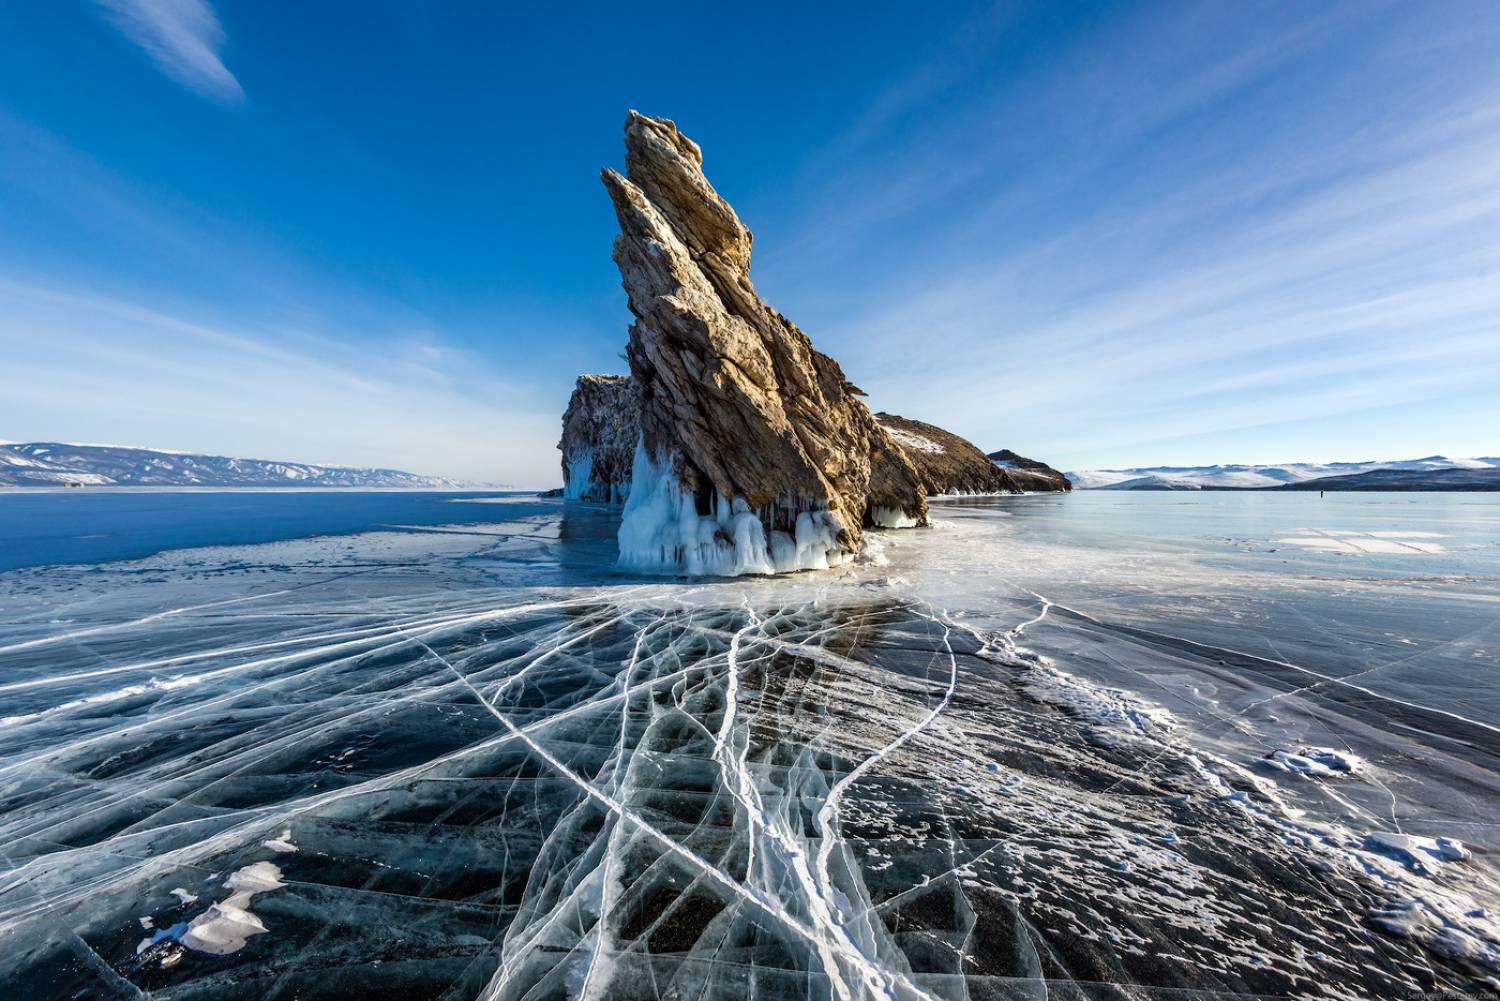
{"left": 96, "top": 0, "right": 244, "bottom": 102}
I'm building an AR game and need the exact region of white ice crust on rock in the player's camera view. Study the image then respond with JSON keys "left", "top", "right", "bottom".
{"left": 617, "top": 443, "right": 851, "bottom": 576}
{"left": 563, "top": 446, "right": 630, "bottom": 503}
{"left": 562, "top": 448, "right": 594, "bottom": 501}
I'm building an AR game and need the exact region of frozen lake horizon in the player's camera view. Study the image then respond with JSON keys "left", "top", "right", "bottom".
{"left": 2, "top": 490, "right": 1498, "bottom": 999}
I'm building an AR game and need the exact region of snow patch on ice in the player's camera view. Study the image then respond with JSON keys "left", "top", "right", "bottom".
{"left": 1263, "top": 746, "right": 1365, "bottom": 777}
{"left": 262, "top": 829, "right": 298, "bottom": 853}
{"left": 1364, "top": 832, "right": 1471, "bottom": 874}
{"left": 1274, "top": 531, "right": 1446, "bottom": 554}
{"left": 1023, "top": 663, "right": 1177, "bottom": 745}
{"left": 179, "top": 861, "right": 286, "bottom": 956}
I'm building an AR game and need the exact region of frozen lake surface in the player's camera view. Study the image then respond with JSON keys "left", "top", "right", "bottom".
{"left": 1, "top": 490, "right": 1498, "bottom": 999}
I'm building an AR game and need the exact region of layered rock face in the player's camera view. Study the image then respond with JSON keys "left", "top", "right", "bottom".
{"left": 601, "top": 112, "right": 927, "bottom": 574}
{"left": 988, "top": 449, "right": 1073, "bottom": 492}
{"left": 558, "top": 374, "right": 639, "bottom": 503}
{"left": 876, "top": 413, "right": 1019, "bottom": 495}
{"left": 876, "top": 413, "right": 1072, "bottom": 495}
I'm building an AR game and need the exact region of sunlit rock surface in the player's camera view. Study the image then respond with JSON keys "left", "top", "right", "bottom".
{"left": 876, "top": 413, "right": 1069, "bottom": 496}
{"left": 601, "top": 112, "right": 927, "bottom": 574}
{"left": 559, "top": 374, "right": 639, "bottom": 503}
{"left": 987, "top": 448, "right": 1072, "bottom": 492}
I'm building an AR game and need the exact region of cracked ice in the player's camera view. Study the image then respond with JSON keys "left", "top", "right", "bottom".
{"left": 2, "top": 495, "right": 1499, "bottom": 999}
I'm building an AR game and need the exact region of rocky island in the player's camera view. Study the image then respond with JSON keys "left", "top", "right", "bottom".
{"left": 558, "top": 112, "right": 1069, "bottom": 574}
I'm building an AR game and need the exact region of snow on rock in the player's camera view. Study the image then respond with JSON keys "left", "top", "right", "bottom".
{"left": 558, "top": 374, "right": 639, "bottom": 503}
{"left": 878, "top": 413, "right": 1016, "bottom": 495}
{"left": 601, "top": 111, "right": 926, "bottom": 573}
{"left": 986, "top": 449, "right": 1073, "bottom": 492}
{"left": 881, "top": 425, "right": 944, "bottom": 455}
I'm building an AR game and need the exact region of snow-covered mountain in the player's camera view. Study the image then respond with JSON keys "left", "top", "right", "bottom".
{"left": 1067, "top": 456, "right": 1500, "bottom": 490}
{"left": 0, "top": 442, "right": 466, "bottom": 488}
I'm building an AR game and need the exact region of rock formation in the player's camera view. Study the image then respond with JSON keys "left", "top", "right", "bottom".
{"left": 601, "top": 111, "right": 927, "bottom": 574}
{"left": 987, "top": 449, "right": 1073, "bottom": 492}
{"left": 875, "top": 413, "right": 1072, "bottom": 495}
{"left": 558, "top": 374, "right": 639, "bottom": 503}
{"left": 876, "top": 413, "right": 1019, "bottom": 495}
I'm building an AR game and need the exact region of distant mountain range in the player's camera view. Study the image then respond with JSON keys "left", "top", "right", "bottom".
{"left": 0, "top": 442, "right": 466, "bottom": 488}
{"left": 1067, "top": 456, "right": 1500, "bottom": 491}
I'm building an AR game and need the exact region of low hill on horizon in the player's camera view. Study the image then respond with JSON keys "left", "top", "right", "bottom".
{"left": 0, "top": 442, "right": 469, "bottom": 489}
{"left": 1067, "top": 456, "right": 1500, "bottom": 491}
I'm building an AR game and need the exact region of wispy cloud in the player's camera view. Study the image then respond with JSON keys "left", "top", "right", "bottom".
{"left": 95, "top": 0, "right": 243, "bottom": 102}
{"left": 755, "top": 4, "right": 1500, "bottom": 468}
{"left": 0, "top": 278, "right": 559, "bottom": 484}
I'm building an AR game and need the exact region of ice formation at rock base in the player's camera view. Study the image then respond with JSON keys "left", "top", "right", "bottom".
{"left": 559, "top": 374, "right": 638, "bottom": 504}
{"left": 617, "top": 444, "right": 852, "bottom": 576}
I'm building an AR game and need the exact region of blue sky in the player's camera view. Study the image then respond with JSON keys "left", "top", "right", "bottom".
{"left": 2, "top": 1, "right": 1497, "bottom": 484}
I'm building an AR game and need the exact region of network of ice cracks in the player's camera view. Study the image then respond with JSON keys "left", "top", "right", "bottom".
{"left": 1, "top": 511, "right": 1498, "bottom": 1000}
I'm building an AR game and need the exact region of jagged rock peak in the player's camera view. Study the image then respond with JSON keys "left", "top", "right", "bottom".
{"left": 620, "top": 111, "right": 751, "bottom": 272}
{"left": 601, "top": 112, "right": 927, "bottom": 575}
{"left": 558, "top": 374, "right": 639, "bottom": 503}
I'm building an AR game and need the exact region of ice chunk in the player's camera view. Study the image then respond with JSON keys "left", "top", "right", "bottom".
{"left": 225, "top": 860, "right": 286, "bottom": 893}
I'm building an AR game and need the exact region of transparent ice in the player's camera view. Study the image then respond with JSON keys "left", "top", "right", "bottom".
{"left": 2, "top": 492, "right": 1498, "bottom": 999}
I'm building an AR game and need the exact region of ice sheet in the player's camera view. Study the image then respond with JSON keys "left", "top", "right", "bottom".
{"left": 2, "top": 492, "right": 1498, "bottom": 999}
